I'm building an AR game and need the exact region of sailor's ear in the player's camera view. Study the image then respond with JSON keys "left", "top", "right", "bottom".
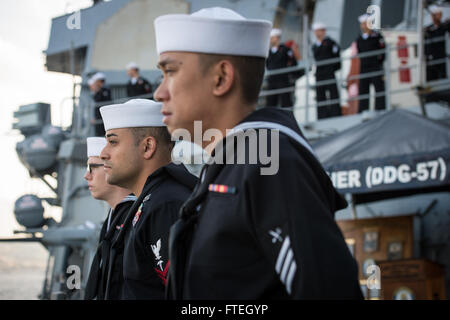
{"left": 142, "top": 136, "right": 157, "bottom": 160}
{"left": 211, "top": 59, "right": 235, "bottom": 98}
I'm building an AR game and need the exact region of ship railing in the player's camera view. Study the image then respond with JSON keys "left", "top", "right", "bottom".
{"left": 260, "top": 33, "right": 450, "bottom": 123}
{"left": 74, "top": 92, "right": 154, "bottom": 137}
{"left": 74, "top": 35, "right": 450, "bottom": 136}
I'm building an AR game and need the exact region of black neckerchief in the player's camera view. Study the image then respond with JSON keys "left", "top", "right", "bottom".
{"left": 104, "top": 169, "right": 166, "bottom": 299}
{"left": 84, "top": 218, "right": 109, "bottom": 300}
{"left": 167, "top": 160, "right": 225, "bottom": 300}
{"left": 84, "top": 196, "right": 134, "bottom": 300}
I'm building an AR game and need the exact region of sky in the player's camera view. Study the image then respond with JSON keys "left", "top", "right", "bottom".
{"left": 0, "top": 0, "right": 94, "bottom": 237}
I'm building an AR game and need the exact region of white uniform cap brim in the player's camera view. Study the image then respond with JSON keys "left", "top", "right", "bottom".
{"left": 126, "top": 62, "right": 139, "bottom": 70}
{"left": 95, "top": 72, "right": 105, "bottom": 80}
{"left": 87, "top": 137, "right": 107, "bottom": 157}
{"left": 270, "top": 28, "right": 282, "bottom": 37}
{"left": 429, "top": 5, "right": 442, "bottom": 14}
{"left": 154, "top": 7, "right": 272, "bottom": 58}
{"left": 89, "top": 72, "right": 106, "bottom": 84}
{"left": 358, "top": 14, "right": 369, "bottom": 23}
{"left": 100, "top": 99, "right": 165, "bottom": 131}
{"left": 312, "top": 22, "right": 326, "bottom": 31}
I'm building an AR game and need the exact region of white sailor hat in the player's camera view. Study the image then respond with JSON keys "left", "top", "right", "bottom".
{"left": 87, "top": 137, "right": 107, "bottom": 157}
{"left": 312, "top": 22, "right": 326, "bottom": 31}
{"left": 100, "top": 99, "right": 165, "bottom": 131}
{"left": 154, "top": 7, "right": 272, "bottom": 58}
{"left": 358, "top": 14, "right": 369, "bottom": 23}
{"left": 88, "top": 72, "right": 106, "bottom": 86}
{"left": 126, "top": 62, "right": 139, "bottom": 70}
{"left": 270, "top": 28, "right": 282, "bottom": 37}
{"left": 429, "top": 5, "right": 442, "bottom": 14}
